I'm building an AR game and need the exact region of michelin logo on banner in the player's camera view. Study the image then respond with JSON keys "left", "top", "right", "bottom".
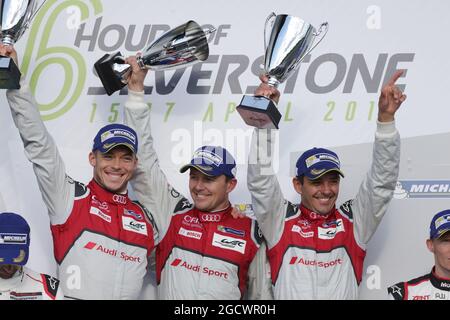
{"left": 394, "top": 180, "right": 450, "bottom": 199}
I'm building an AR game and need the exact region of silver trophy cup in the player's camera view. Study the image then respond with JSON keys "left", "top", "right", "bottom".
{"left": 237, "top": 13, "right": 328, "bottom": 129}
{"left": 0, "top": 0, "right": 45, "bottom": 89}
{"left": 95, "top": 20, "right": 215, "bottom": 95}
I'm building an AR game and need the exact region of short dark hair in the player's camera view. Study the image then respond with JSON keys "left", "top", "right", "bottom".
{"left": 295, "top": 172, "right": 341, "bottom": 185}
{"left": 225, "top": 175, "right": 235, "bottom": 183}
{"left": 295, "top": 175, "right": 305, "bottom": 185}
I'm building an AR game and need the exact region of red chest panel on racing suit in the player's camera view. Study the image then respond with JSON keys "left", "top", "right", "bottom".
{"left": 267, "top": 203, "right": 366, "bottom": 299}
{"left": 388, "top": 268, "right": 450, "bottom": 300}
{"left": 50, "top": 179, "right": 156, "bottom": 299}
{"left": 156, "top": 206, "right": 260, "bottom": 299}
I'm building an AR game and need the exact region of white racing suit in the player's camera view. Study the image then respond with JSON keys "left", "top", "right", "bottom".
{"left": 0, "top": 267, "right": 64, "bottom": 300}
{"left": 7, "top": 83, "right": 157, "bottom": 299}
{"left": 124, "top": 90, "right": 272, "bottom": 300}
{"left": 388, "top": 268, "right": 450, "bottom": 300}
{"left": 248, "top": 122, "right": 400, "bottom": 299}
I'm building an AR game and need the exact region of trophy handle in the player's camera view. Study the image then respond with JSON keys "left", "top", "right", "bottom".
{"left": 113, "top": 57, "right": 132, "bottom": 82}
{"left": 29, "top": 0, "right": 48, "bottom": 24}
{"left": 281, "top": 22, "right": 329, "bottom": 81}
{"left": 264, "top": 12, "right": 276, "bottom": 52}
{"left": 203, "top": 27, "right": 216, "bottom": 36}
{"left": 162, "top": 25, "right": 216, "bottom": 52}
{"left": 302, "top": 22, "right": 329, "bottom": 60}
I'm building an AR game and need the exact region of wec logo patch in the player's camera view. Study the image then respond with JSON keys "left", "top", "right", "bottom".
{"left": 212, "top": 233, "right": 246, "bottom": 254}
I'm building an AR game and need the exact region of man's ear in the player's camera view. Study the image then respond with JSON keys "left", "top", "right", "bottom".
{"left": 132, "top": 155, "right": 138, "bottom": 170}
{"left": 426, "top": 239, "right": 434, "bottom": 254}
{"left": 292, "top": 177, "right": 302, "bottom": 195}
{"left": 226, "top": 178, "right": 238, "bottom": 193}
{"left": 89, "top": 151, "right": 96, "bottom": 167}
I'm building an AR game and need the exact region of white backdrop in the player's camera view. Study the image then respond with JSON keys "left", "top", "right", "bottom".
{"left": 1, "top": 0, "right": 450, "bottom": 299}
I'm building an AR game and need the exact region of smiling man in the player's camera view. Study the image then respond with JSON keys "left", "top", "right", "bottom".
{"left": 292, "top": 148, "right": 344, "bottom": 216}
{"left": 180, "top": 146, "right": 238, "bottom": 212}
{"left": 2, "top": 45, "right": 157, "bottom": 300}
{"left": 123, "top": 56, "right": 271, "bottom": 300}
{"left": 388, "top": 209, "right": 450, "bottom": 300}
{"left": 247, "top": 71, "right": 406, "bottom": 299}
{"left": 89, "top": 125, "right": 139, "bottom": 193}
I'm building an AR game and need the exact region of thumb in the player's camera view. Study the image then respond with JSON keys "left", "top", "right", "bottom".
{"left": 259, "top": 73, "right": 269, "bottom": 84}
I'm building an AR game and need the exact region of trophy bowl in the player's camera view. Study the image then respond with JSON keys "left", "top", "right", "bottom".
{"left": 236, "top": 12, "right": 328, "bottom": 129}
{"left": 94, "top": 20, "right": 215, "bottom": 96}
{"left": 0, "top": 0, "right": 44, "bottom": 89}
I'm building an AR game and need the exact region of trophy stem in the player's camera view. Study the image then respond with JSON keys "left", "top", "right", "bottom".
{"left": 2, "top": 36, "right": 15, "bottom": 46}
{"left": 137, "top": 57, "right": 146, "bottom": 69}
{"left": 267, "top": 77, "right": 280, "bottom": 88}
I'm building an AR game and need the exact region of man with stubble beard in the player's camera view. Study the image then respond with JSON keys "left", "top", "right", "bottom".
{"left": 122, "top": 55, "right": 272, "bottom": 300}
{"left": 247, "top": 71, "right": 406, "bottom": 299}
{"left": 2, "top": 45, "right": 157, "bottom": 300}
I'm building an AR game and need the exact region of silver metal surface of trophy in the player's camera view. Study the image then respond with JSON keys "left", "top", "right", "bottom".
{"left": 0, "top": 0, "right": 45, "bottom": 89}
{"left": 95, "top": 20, "right": 215, "bottom": 96}
{"left": 237, "top": 13, "right": 328, "bottom": 129}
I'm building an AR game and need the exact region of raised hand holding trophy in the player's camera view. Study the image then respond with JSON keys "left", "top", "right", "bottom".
{"left": 94, "top": 20, "right": 215, "bottom": 95}
{"left": 0, "top": 0, "right": 46, "bottom": 89}
{"left": 237, "top": 13, "right": 328, "bottom": 129}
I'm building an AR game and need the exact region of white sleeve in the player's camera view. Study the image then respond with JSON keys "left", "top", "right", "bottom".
{"left": 6, "top": 81, "right": 74, "bottom": 225}
{"left": 124, "top": 91, "right": 191, "bottom": 240}
{"left": 247, "top": 128, "right": 287, "bottom": 248}
{"left": 344, "top": 121, "right": 400, "bottom": 248}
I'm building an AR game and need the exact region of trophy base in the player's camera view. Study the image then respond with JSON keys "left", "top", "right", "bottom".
{"left": 0, "top": 56, "right": 21, "bottom": 89}
{"left": 236, "top": 95, "right": 281, "bottom": 129}
{"left": 94, "top": 52, "right": 127, "bottom": 96}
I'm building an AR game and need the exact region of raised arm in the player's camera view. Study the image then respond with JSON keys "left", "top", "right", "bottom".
{"left": 348, "top": 70, "right": 405, "bottom": 246}
{"left": 247, "top": 78, "right": 289, "bottom": 248}
{"left": 123, "top": 56, "right": 188, "bottom": 239}
{"left": 3, "top": 45, "right": 74, "bottom": 225}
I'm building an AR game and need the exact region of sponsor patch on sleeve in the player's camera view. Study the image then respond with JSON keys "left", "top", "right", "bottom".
{"left": 387, "top": 283, "right": 405, "bottom": 300}
{"left": 174, "top": 197, "right": 193, "bottom": 213}
{"left": 286, "top": 201, "right": 299, "bottom": 218}
{"left": 42, "top": 274, "right": 60, "bottom": 300}
{"left": 339, "top": 199, "right": 354, "bottom": 219}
